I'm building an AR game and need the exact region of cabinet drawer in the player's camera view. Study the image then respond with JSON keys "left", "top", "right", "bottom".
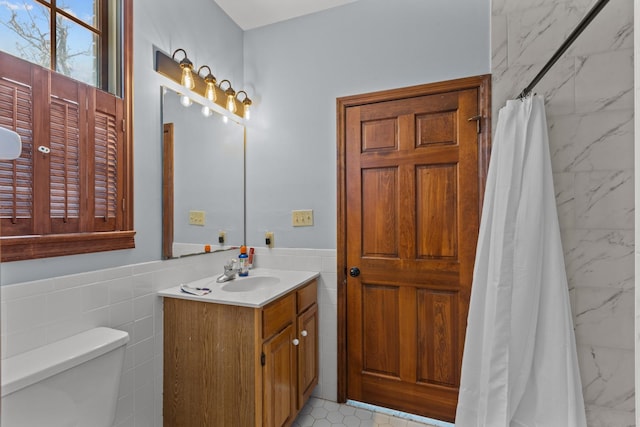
{"left": 262, "top": 293, "right": 295, "bottom": 340}
{"left": 297, "top": 279, "right": 317, "bottom": 314}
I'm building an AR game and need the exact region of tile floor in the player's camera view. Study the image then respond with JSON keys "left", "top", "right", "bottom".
{"left": 293, "top": 398, "right": 438, "bottom": 427}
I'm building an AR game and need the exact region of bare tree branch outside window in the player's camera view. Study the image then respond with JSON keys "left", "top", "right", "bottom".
{"left": 1, "top": 1, "right": 95, "bottom": 86}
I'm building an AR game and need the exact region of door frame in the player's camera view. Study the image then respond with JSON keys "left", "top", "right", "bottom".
{"left": 162, "top": 123, "right": 174, "bottom": 259}
{"left": 336, "top": 74, "right": 492, "bottom": 403}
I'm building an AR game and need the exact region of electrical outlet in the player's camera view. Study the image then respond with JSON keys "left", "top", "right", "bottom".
{"left": 218, "top": 231, "right": 226, "bottom": 245}
{"left": 292, "top": 210, "right": 313, "bottom": 227}
{"left": 189, "top": 210, "right": 205, "bottom": 226}
{"left": 265, "top": 231, "right": 274, "bottom": 248}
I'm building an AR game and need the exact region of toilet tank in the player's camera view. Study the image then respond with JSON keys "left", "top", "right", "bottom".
{"left": 1, "top": 327, "right": 130, "bottom": 427}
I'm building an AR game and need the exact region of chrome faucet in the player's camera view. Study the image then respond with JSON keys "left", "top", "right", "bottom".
{"left": 216, "top": 259, "right": 238, "bottom": 283}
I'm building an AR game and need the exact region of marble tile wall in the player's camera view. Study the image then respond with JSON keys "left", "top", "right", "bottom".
{"left": 635, "top": 2, "right": 640, "bottom": 424}
{"left": 0, "top": 247, "right": 337, "bottom": 426}
{"left": 492, "top": 0, "right": 635, "bottom": 425}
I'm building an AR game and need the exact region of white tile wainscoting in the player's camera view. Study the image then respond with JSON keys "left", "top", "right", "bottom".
{"left": 0, "top": 247, "right": 338, "bottom": 426}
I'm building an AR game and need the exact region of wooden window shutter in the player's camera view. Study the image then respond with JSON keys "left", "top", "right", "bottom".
{"left": 0, "top": 55, "right": 34, "bottom": 236}
{"left": 0, "top": 45, "right": 134, "bottom": 261}
{"left": 93, "top": 89, "right": 124, "bottom": 232}
{"left": 49, "top": 73, "right": 86, "bottom": 234}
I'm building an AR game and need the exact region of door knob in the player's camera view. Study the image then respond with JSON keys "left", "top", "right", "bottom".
{"left": 349, "top": 267, "right": 360, "bottom": 277}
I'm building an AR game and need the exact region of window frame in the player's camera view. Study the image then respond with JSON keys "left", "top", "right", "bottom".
{"left": 0, "top": 0, "right": 133, "bottom": 262}
{"left": 6, "top": 0, "right": 114, "bottom": 96}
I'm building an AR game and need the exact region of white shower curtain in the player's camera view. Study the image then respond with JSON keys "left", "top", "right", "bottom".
{"left": 455, "top": 96, "right": 586, "bottom": 427}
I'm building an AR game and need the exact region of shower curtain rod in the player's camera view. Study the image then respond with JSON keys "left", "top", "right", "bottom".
{"left": 517, "top": 0, "right": 610, "bottom": 99}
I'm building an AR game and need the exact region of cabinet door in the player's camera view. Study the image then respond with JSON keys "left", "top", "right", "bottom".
{"left": 297, "top": 303, "right": 319, "bottom": 407}
{"left": 263, "top": 323, "right": 297, "bottom": 427}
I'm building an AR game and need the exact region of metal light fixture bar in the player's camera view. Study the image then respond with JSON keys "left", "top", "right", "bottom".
{"left": 155, "top": 48, "right": 248, "bottom": 118}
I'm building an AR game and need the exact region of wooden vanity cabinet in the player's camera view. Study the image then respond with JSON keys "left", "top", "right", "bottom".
{"left": 262, "top": 280, "right": 319, "bottom": 427}
{"left": 163, "top": 278, "right": 318, "bottom": 427}
{"left": 262, "top": 293, "right": 297, "bottom": 427}
{"left": 295, "top": 282, "right": 319, "bottom": 407}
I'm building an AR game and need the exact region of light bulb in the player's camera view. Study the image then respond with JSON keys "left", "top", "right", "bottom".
{"left": 226, "top": 94, "right": 236, "bottom": 113}
{"left": 181, "top": 67, "right": 195, "bottom": 90}
{"left": 205, "top": 81, "right": 216, "bottom": 102}
{"left": 180, "top": 95, "right": 192, "bottom": 107}
{"left": 244, "top": 104, "right": 250, "bottom": 120}
{"left": 201, "top": 105, "right": 212, "bottom": 117}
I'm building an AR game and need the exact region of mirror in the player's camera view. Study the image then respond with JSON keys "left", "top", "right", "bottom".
{"left": 162, "top": 86, "right": 245, "bottom": 258}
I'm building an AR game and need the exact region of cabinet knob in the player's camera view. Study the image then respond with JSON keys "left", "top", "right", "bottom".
{"left": 292, "top": 339, "right": 300, "bottom": 346}
{"left": 301, "top": 330, "right": 308, "bottom": 337}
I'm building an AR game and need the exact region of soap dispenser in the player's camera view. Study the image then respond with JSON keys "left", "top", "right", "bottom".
{"left": 238, "top": 246, "right": 249, "bottom": 276}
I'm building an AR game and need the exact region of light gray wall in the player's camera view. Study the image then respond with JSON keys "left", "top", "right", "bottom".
{"left": 0, "top": 1, "right": 493, "bottom": 425}
{"left": 2, "top": 0, "right": 490, "bottom": 283}
{"left": 1, "top": 0, "right": 244, "bottom": 285}
{"left": 242, "top": 0, "right": 491, "bottom": 249}
{"left": 635, "top": 3, "right": 640, "bottom": 425}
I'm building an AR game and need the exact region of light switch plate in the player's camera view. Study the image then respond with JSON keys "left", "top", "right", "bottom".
{"left": 189, "top": 210, "right": 205, "bottom": 226}
{"left": 292, "top": 210, "right": 313, "bottom": 227}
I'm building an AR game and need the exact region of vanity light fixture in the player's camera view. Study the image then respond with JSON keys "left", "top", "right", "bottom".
{"left": 236, "top": 91, "right": 252, "bottom": 120}
{"left": 219, "top": 79, "right": 237, "bottom": 114}
{"left": 198, "top": 65, "right": 217, "bottom": 102}
{"left": 155, "top": 48, "right": 253, "bottom": 120}
{"left": 172, "top": 48, "right": 195, "bottom": 90}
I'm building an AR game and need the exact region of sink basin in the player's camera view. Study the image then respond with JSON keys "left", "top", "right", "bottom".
{"left": 221, "top": 276, "right": 280, "bottom": 292}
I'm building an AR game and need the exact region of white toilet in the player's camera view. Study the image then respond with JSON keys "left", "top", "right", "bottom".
{"left": 1, "top": 327, "right": 130, "bottom": 427}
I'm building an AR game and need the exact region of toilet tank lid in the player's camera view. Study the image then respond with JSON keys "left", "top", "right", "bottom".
{"left": 1, "top": 327, "right": 130, "bottom": 397}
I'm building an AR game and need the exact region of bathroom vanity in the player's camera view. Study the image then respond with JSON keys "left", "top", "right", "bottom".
{"left": 159, "top": 269, "right": 319, "bottom": 427}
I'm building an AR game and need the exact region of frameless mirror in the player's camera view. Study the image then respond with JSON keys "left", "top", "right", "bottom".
{"left": 162, "top": 86, "right": 245, "bottom": 258}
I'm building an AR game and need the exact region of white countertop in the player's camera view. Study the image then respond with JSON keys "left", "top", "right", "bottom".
{"left": 157, "top": 268, "right": 320, "bottom": 308}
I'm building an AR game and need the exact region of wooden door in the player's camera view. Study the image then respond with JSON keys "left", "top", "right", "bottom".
{"left": 263, "top": 324, "right": 297, "bottom": 427}
{"left": 297, "top": 303, "right": 319, "bottom": 407}
{"left": 338, "top": 76, "right": 491, "bottom": 422}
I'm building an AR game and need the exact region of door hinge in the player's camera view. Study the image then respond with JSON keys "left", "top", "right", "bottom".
{"left": 122, "top": 119, "right": 126, "bottom": 132}
{"left": 260, "top": 352, "right": 266, "bottom": 366}
{"left": 468, "top": 115, "right": 482, "bottom": 134}
{"left": 122, "top": 198, "right": 126, "bottom": 212}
